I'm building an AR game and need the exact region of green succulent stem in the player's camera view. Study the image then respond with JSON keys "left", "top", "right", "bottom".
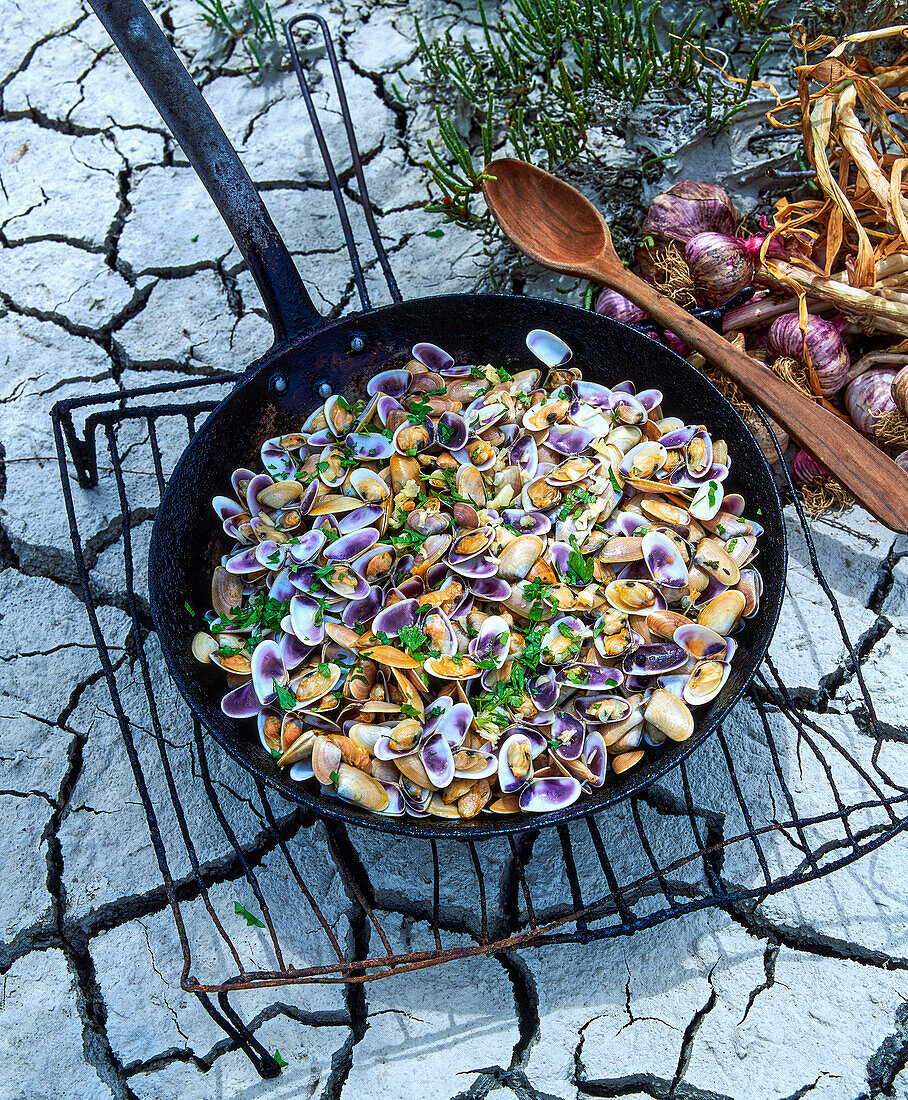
{"left": 415, "top": 0, "right": 781, "bottom": 233}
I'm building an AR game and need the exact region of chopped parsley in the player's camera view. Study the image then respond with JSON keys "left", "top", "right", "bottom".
{"left": 400, "top": 703, "right": 422, "bottom": 719}
{"left": 558, "top": 487, "right": 596, "bottom": 522}
{"left": 566, "top": 549, "right": 593, "bottom": 586}
{"left": 273, "top": 1051, "right": 288, "bottom": 1069}
{"left": 522, "top": 577, "right": 557, "bottom": 621}
{"left": 234, "top": 901, "right": 265, "bottom": 928}
{"left": 329, "top": 770, "right": 339, "bottom": 784}
{"left": 437, "top": 421, "right": 455, "bottom": 443}
{"left": 317, "top": 662, "right": 331, "bottom": 678}
{"left": 399, "top": 624, "right": 430, "bottom": 657}
{"left": 273, "top": 678, "right": 297, "bottom": 711}
{"left": 184, "top": 600, "right": 196, "bottom": 617}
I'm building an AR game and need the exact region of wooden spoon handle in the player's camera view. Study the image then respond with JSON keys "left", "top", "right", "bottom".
{"left": 604, "top": 265, "right": 908, "bottom": 533}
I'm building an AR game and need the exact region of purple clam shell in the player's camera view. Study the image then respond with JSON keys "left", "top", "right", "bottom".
{"left": 367, "top": 368, "right": 411, "bottom": 398}
{"left": 448, "top": 554, "right": 498, "bottom": 579}
{"left": 231, "top": 467, "right": 256, "bottom": 496}
{"left": 412, "top": 342, "right": 455, "bottom": 372}
{"left": 289, "top": 595, "right": 326, "bottom": 647}
{"left": 374, "top": 737, "right": 411, "bottom": 762}
{"left": 530, "top": 667, "right": 559, "bottom": 710}
{"left": 659, "top": 425, "right": 699, "bottom": 448}
{"left": 422, "top": 696, "right": 453, "bottom": 736}
{"left": 261, "top": 440, "right": 296, "bottom": 476}
{"left": 299, "top": 480, "right": 319, "bottom": 513}
{"left": 221, "top": 683, "right": 261, "bottom": 719}
{"left": 448, "top": 526, "right": 494, "bottom": 565}
{"left": 609, "top": 391, "right": 647, "bottom": 423}
{"left": 556, "top": 664, "right": 623, "bottom": 691}
{"left": 636, "top": 388, "right": 663, "bottom": 411}
{"left": 468, "top": 577, "right": 512, "bottom": 602}
{"left": 722, "top": 493, "right": 746, "bottom": 516}
{"left": 435, "top": 702, "right": 473, "bottom": 748}
{"left": 501, "top": 509, "right": 551, "bottom": 536}
{"left": 337, "top": 504, "right": 386, "bottom": 534}
{"left": 624, "top": 674, "right": 651, "bottom": 693}
{"left": 213, "top": 495, "right": 243, "bottom": 521}
{"left": 289, "top": 565, "right": 319, "bottom": 592}
{"left": 574, "top": 380, "right": 612, "bottom": 408}
{"left": 345, "top": 432, "right": 395, "bottom": 460}
{"left": 306, "top": 429, "right": 335, "bottom": 447}
{"left": 321, "top": 565, "right": 370, "bottom": 601}
{"left": 372, "top": 598, "right": 418, "bottom": 637}
{"left": 700, "top": 574, "right": 729, "bottom": 603}
{"left": 246, "top": 473, "right": 275, "bottom": 517}
{"left": 674, "top": 622, "right": 728, "bottom": 660}
{"left": 509, "top": 435, "right": 538, "bottom": 477}
{"left": 376, "top": 394, "right": 404, "bottom": 425}
{"left": 251, "top": 640, "right": 285, "bottom": 704}
{"left": 498, "top": 732, "right": 534, "bottom": 794}
{"left": 549, "top": 712, "right": 585, "bottom": 759}
{"left": 518, "top": 777, "right": 582, "bottom": 812}
{"left": 547, "top": 541, "right": 572, "bottom": 578}
{"left": 437, "top": 411, "right": 468, "bottom": 451}
{"left": 397, "top": 577, "right": 425, "bottom": 599}
{"left": 375, "top": 784, "right": 406, "bottom": 816}
{"left": 685, "top": 429, "right": 713, "bottom": 476}
{"left": 642, "top": 530, "right": 688, "bottom": 588}
{"left": 526, "top": 328, "right": 572, "bottom": 368}
{"left": 605, "top": 511, "right": 647, "bottom": 537}
{"left": 421, "top": 732, "right": 455, "bottom": 787}
{"left": 616, "top": 560, "right": 652, "bottom": 582}
{"left": 585, "top": 732, "right": 607, "bottom": 787}
{"left": 574, "top": 694, "right": 632, "bottom": 724}
{"left": 545, "top": 425, "right": 595, "bottom": 455}
{"left": 623, "top": 642, "right": 688, "bottom": 676}
{"left": 225, "top": 547, "right": 262, "bottom": 574}
{"left": 342, "top": 584, "right": 384, "bottom": 628}
{"left": 268, "top": 568, "right": 297, "bottom": 604}
{"left": 280, "top": 631, "right": 314, "bottom": 670}
{"left": 424, "top": 562, "right": 449, "bottom": 588}
{"left": 325, "top": 528, "right": 380, "bottom": 562}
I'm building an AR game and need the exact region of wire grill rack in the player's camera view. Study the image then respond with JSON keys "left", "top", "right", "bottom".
{"left": 50, "top": 14, "right": 908, "bottom": 1078}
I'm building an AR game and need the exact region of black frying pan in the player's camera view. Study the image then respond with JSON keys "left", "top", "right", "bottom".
{"left": 91, "top": 0, "right": 786, "bottom": 838}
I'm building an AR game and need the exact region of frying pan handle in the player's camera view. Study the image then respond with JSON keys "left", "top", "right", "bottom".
{"left": 88, "top": 0, "right": 322, "bottom": 344}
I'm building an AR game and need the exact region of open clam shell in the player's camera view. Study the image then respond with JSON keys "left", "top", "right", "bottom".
{"left": 518, "top": 777, "right": 582, "bottom": 812}
{"left": 497, "top": 732, "right": 534, "bottom": 794}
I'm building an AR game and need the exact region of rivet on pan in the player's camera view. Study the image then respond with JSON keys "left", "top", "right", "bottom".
{"left": 318, "top": 382, "right": 332, "bottom": 398}
{"left": 349, "top": 334, "right": 366, "bottom": 354}
{"left": 271, "top": 373, "right": 288, "bottom": 394}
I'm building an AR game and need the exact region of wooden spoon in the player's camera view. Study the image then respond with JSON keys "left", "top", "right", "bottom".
{"left": 483, "top": 157, "right": 908, "bottom": 533}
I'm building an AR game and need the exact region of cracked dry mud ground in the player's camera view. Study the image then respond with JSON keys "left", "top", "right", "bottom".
{"left": 4, "top": 2, "right": 908, "bottom": 1099}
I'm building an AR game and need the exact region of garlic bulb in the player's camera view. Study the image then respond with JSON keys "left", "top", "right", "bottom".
{"left": 642, "top": 181, "right": 738, "bottom": 244}
{"left": 844, "top": 367, "right": 899, "bottom": 436}
{"left": 768, "top": 313, "right": 850, "bottom": 398}
{"left": 593, "top": 287, "right": 646, "bottom": 324}
{"left": 792, "top": 449, "right": 826, "bottom": 484}
{"left": 896, "top": 450, "right": 908, "bottom": 474}
{"left": 891, "top": 364, "right": 908, "bottom": 417}
{"left": 685, "top": 232, "right": 755, "bottom": 307}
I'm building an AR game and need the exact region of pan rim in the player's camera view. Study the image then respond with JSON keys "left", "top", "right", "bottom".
{"left": 148, "top": 292, "right": 787, "bottom": 839}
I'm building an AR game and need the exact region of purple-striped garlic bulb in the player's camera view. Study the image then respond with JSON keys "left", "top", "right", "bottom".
{"left": 792, "top": 449, "right": 826, "bottom": 484}
{"left": 891, "top": 365, "right": 908, "bottom": 418}
{"left": 768, "top": 314, "right": 850, "bottom": 398}
{"left": 684, "top": 232, "right": 755, "bottom": 306}
{"left": 642, "top": 181, "right": 738, "bottom": 244}
{"left": 844, "top": 366, "right": 899, "bottom": 437}
{"left": 593, "top": 287, "right": 647, "bottom": 324}
{"left": 895, "top": 450, "right": 908, "bottom": 473}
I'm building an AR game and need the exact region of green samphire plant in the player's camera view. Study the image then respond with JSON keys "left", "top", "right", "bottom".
{"left": 410, "top": 0, "right": 785, "bottom": 231}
